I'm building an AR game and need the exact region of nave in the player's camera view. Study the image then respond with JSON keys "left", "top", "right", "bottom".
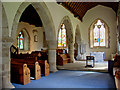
{"left": 1, "top": 1, "right": 120, "bottom": 89}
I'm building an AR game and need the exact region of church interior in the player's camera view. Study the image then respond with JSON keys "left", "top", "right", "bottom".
{"left": 1, "top": 1, "right": 120, "bottom": 89}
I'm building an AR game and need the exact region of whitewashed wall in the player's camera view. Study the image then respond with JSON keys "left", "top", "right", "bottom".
{"left": 82, "top": 5, "right": 117, "bottom": 60}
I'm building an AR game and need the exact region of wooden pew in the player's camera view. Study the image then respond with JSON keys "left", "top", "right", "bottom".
{"left": 31, "top": 51, "right": 49, "bottom": 76}
{"left": 65, "top": 53, "right": 70, "bottom": 61}
{"left": 11, "top": 62, "right": 30, "bottom": 85}
{"left": 57, "top": 54, "right": 70, "bottom": 66}
{"left": 13, "top": 52, "right": 49, "bottom": 76}
{"left": 37, "top": 60, "right": 49, "bottom": 76}
{"left": 40, "top": 51, "right": 48, "bottom": 61}
{"left": 11, "top": 58, "right": 41, "bottom": 80}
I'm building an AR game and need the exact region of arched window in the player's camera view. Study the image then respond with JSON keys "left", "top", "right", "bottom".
{"left": 58, "top": 24, "right": 67, "bottom": 48}
{"left": 90, "top": 19, "right": 109, "bottom": 48}
{"left": 17, "top": 31, "right": 24, "bottom": 50}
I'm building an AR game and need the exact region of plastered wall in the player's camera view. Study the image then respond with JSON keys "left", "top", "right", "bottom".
{"left": 82, "top": 5, "right": 117, "bottom": 60}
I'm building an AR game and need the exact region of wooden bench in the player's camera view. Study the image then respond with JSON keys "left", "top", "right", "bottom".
{"left": 37, "top": 60, "right": 49, "bottom": 76}
{"left": 11, "top": 62, "right": 30, "bottom": 85}
{"left": 31, "top": 51, "right": 49, "bottom": 76}
{"left": 40, "top": 51, "right": 48, "bottom": 61}
{"left": 16, "top": 52, "right": 49, "bottom": 76}
{"left": 11, "top": 58, "right": 41, "bottom": 80}
{"left": 57, "top": 54, "right": 70, "bottom": 66}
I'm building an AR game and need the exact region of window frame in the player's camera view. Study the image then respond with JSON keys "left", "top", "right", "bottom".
{"left": 17, "top": 31, "right": 24, "bottom": 50}
{"left": 89, "top": 18, "right": 110, "bottom": 49}
{"left": 57, "top": 24, "right": 67, "bottom": 49}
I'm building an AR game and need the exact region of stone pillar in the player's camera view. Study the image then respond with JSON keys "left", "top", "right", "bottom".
{"left": 76, "top": 43, "right": 82, "bottom": 60}
{"left": 68, "top": 43, "right": 75, "bottom": 63}
{"left": 118, "top": 2, "right": 120, "bottom": 54}
{"left": 0, "top": 41, "right": 2, "bottom": 89}
{"left": 77, "top": 43, "right": 81, "bottom": 55}
{"left": 2, "top": 37, "right": 14, "bottom": 89}
{"left": 0, "top": 2, "right": 2, "bottom": 89}
{"left": 47, "top": 40, "right": 58, "bottom": 73}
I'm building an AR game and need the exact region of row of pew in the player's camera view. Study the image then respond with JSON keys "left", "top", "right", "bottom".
{"left": 10, "top": 47, "right": 71, "bottom": 85}
{"left": 57, "top": 54, "right": 71, "bottom": 65}
{"left": 57, "top": 49, "right": 71, "bottom": 66}
{"left": 11, "top": 51, "right": 49, "bottom": 85}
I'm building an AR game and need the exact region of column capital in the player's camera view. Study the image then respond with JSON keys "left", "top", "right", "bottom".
{"left": 2, "top": 37, "right": 14, "bottom": 49}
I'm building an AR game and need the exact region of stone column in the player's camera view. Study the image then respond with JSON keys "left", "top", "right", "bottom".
{"left": 68, "top": 43, "right": 75, "bottom": 63}
{"left": 77, "top": 43, "right": 81, "bottom": 55}
{"left": 76, "top": 43, "right": 82, "bottom": 60}
{"left": 47, "top": 40, "right": 58, "bottom": 73}
{"left": 0, "top": 2, "right": 2, "bottom": 89}
{"left": 1, "top": 3, "right": 14, "bottom": 89}
{"left": 118, "top": 2, "right": 120, "bottom": 54}
{"left": 2, "top": 37, "right": 14, "bottom": 89}
{"left": 0, "top": 41, "right": 2, "bottom": 89}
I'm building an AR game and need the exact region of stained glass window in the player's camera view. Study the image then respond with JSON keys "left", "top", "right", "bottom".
{"left": 93, "top": 20, "right": 106, "bottom": 47}
{"left": 58, "top": 24, "right": 67, "bottom": 48}
{"left": 17, "top": 31, "right": 24, "bottom": 49}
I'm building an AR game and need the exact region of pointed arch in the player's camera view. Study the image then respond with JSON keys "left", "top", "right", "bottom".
{"left": 17, "top": 28, "right": 30, "bottom": 50}
{"left": 11, "top": 2, "right": 56, "bottom": 43}
{"left": 57, "top": 16, "right": 73, "bottom": 49}
{"left": 57, "top": 24, "right": 67, "bottom": 48}
{"left": 89, "top": 18, "right": 109, "bottom": 48}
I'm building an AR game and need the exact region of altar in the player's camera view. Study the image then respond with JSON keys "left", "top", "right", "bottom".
{"left": 90, "top": 52, "right": 105, "bottom": 62}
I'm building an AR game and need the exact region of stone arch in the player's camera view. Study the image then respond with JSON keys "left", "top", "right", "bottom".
{"left": 11, "top": 2, "right": 57, "bottom": 73}
{"left": 57, "top": 16, "right": 74, "bottom": 62}
{"left": 11, "top": 2, "right": 56, "bottom": 44}
{"left": 57, "top": 16, "right": 73, "bottom": 48}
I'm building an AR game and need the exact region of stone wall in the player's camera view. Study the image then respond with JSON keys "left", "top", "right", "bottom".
{"left": 13, "top": 22, "right": 45, "bottom": 53}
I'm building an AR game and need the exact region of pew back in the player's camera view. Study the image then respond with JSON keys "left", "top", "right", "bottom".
{"left": 57, "top": 54, "right": 70, "bottom": 65}
{"left": 11, "top": 62, "right": 30, "bottom": 85}
{"left": 11, "top": 58, "right": 41, "bottom": 80}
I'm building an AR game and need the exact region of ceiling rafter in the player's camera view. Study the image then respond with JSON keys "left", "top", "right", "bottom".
{"left": 58, "top": 2, "right": 119, "bottom": 21}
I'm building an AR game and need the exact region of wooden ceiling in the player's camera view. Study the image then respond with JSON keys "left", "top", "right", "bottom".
{"left": 58, "top": 2, "right": 119, "bottom": 21}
